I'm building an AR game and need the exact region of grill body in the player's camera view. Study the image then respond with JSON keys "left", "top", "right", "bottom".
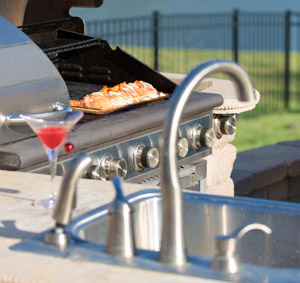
{"left": 0, "top": 2, "right": 223, "bottom": 190}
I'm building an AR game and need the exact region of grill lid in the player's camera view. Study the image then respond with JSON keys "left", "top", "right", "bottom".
{"left": 0, "top": 0, "right": 103, "bottom": 32}
{"left": 0, "top": 16, "right": 70, "bottom": 145}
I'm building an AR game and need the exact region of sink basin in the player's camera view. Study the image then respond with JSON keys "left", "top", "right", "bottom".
{"left": 69, "top": 189, "right": 300, "bottom": 268}
{"left": 12, "top": 189, "right": 300, "bottom": 282}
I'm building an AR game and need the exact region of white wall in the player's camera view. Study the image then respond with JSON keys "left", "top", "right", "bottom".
{"left": 71, "top": 0, "right": 300, "bottom": 21}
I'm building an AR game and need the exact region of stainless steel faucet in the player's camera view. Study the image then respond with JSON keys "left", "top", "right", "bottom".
{"left": 159, "top": 59, "right": 256, "bottom": 266}
{"left": 211, "top": 223, "right": 272, "bottom": 273}
{"left": 44, "top": 152, "right": 93, "bottom": 249}
{"left": 53, "top": 152, "right": 93, "bottom": 226}
{"left": 45, "top": 153, "right": 135, "bottom": 257}
{"left": 106, "top": 177, "right": 135, "bottom": 258}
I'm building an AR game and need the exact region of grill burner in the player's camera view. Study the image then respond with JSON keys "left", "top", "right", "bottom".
{"left": 0, "top": 1, "right": 223, "bottom": 190}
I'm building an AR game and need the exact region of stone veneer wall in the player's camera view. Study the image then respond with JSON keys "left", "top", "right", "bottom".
{"left": 231, "top": 140, "right": 300, "bottom": 202}
{"left": 202, "top": 134, "right": 236, "bottom": 196}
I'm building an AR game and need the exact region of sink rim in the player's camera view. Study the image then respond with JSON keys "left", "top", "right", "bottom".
{"left": 67, "top": 188, "right": 300, "bottom": 242}
{"left": 66, "top": 188, "right": 300, "bottom": 268}
{"left": 11, "top": 189, "right": 300, "bottom": 282}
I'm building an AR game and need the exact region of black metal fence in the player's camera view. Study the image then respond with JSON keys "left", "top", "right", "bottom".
{"left": 85, "top": 10, "right": 300, "bottom": 116}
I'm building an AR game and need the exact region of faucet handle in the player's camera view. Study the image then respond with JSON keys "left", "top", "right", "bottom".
{"left": 211, "top": 223, "right": 272, "bottom": 273}
{"left": 110, "top": 176, "right": 127, "bottom": 207}
{"left": 106, "top": 177, "right": 135, "bottom": 258}
{"left": 44, "top": 152, "right": 93, "bottom": 250}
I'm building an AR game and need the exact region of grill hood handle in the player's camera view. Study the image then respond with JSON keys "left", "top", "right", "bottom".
{"left": 5, "top": 102, "right": 71, "bottom": 128}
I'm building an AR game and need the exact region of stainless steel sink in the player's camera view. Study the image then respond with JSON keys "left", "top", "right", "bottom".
{"left": 12, "top": 189, "right": 300, "bottom": 282}
{"left": 68, "top": 189, "right": 300, "bottom": 269}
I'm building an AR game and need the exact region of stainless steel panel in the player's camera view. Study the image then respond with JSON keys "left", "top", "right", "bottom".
{"left": 32, "top": 115, "right": 212, "bottom": 182}
{"left": 0, "top": 17, "right": 69, "bottom": 144}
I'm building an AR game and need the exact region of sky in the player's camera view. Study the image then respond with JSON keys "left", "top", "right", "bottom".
{"left": 71, "top": 0, "right": 300, "bottom": 21}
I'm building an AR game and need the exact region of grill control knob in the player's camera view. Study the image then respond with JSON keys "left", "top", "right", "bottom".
{"left": 101, "top": 154, "right": 128, "bottom": 180}
{"left": 84, "top": 165, "right": 106, "bottom": 181}
{"left": 177, "top": 137, "right": 189, "bottom": 158}
{"left": 133, "top": 144, "right": 159, "bottom": 170}
{"left": 218, "top": 116, "right": 236, "bottom": 136}
{"left": 191, "top": 125, "right": 216, "bottom": 149}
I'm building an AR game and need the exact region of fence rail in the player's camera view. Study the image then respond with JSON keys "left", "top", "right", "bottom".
{"left": 85, "top": 10, "right": 300, "bottom": 116}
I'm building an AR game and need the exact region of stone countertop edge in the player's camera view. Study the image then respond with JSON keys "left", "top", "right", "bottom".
{"left": 0, "top": 169, "right": 220, "bottom": 283}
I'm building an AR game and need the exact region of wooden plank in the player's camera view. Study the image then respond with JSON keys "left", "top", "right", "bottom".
{"left": 70, "top": 94, "right": 169, "bottom": 114}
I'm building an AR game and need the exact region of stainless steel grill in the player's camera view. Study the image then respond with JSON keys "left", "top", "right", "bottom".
{"left": 0, "top": 0, "right": 223, "bottom": 191}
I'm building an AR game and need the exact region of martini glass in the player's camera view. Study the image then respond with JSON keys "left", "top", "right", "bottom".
{"left": 20, "top": 110, "right": 83, "bottom": 209}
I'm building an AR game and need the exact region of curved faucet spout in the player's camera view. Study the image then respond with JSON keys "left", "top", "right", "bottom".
{"left": 159, "top": 59, "right": 255, "bottom": 266}
{"left": 44, "top": 152, "right": 93, "bottom": 249}
{"left": 53, "top": 152, "right": 93, "bottom": 226}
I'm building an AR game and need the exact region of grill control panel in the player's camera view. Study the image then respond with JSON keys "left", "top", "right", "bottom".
{"left": 33, "top": 114, "right": 213, "bottom": 187}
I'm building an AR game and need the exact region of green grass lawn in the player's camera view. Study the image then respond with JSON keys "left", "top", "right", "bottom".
{"left": 232, "top": 111, "right": 300, "bottom": 152}
{"left": 118, "top": 46, "right": 300, "bottom": 152}
{"left": 120, "top": 46, "right": 300, "bottom": 114}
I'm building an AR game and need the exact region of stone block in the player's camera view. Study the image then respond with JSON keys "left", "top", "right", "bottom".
{"left": 288, "top": 175, "right": 300, "bottom": 198}
{"left": 232, "top": 144, "right": 300, "bottom": 190}
{"left": 205, "top": 143, "right": 237, "bottom": 187}
{"left": 267, "top": 179, "right": 288, "bottom": 201}
{"left": 231, "top": 169, "right": 254, "bottom": 196}
{"left": 278, "top": 140, "right": 300, "bottom": 148}
{"left": 204, "top": 178, "right": 234, "bottom": 197}
{"left": 287, "top": 196, "right": 300, "bottom": 203}
{"left": 246, "top": 187, "right": 268, "bottom": 199}
{"left": 213, "top": 133, "right": 236, "bottom": 149}
{"left": 287, "top": 159, "right": 300, "bottom": 177}
{"left": 277, "top": 141, "right": 300, "bottom": 177}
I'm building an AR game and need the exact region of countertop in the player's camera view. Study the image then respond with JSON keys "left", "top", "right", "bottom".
{"left": 0, "top": 170, "right": 221, "bottom": 283}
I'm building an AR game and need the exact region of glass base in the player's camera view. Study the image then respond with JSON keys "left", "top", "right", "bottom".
{"left": 33, "top": 197, "right": 56, "bottom": 209}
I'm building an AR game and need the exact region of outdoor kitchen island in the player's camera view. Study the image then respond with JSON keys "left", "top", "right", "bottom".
{"left": 0, "top": 169, "right": 222, "bottom": 283}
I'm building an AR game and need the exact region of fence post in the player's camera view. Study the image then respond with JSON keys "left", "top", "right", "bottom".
{"left": 232, "top": 9, "right": 239, "bottom": 63}
{"left": 153, "top": 11, "right": 159, "bottom": 71}
{"left": 284, "top": 10, "right": 291, "bottom": 110}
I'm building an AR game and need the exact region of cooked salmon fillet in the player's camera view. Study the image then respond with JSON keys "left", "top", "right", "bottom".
{"left": 69, "top": 100, "right": 85, "bottom": 107}
{"left": 70, "top": 81, "right": 166, "bottom": 110}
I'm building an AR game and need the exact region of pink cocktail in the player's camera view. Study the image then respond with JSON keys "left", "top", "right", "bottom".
{"left": 20, "top": 110, "right": 83, "bottom": 209}
{"left": 36, "top": 126, "right": 68, "bottom": 149}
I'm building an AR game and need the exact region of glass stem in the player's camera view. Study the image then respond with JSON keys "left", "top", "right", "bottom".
{"left": 47, "top": 148, "right": 59, "bottom": 202}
